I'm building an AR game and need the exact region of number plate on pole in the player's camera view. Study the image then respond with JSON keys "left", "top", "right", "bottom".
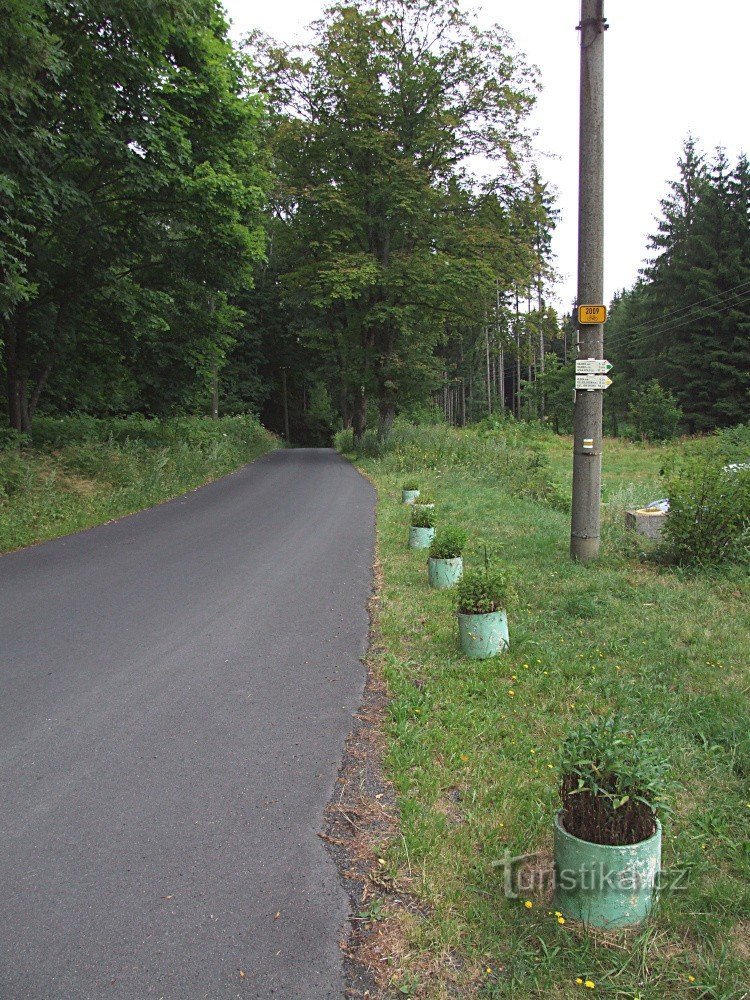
{"left": 578, "top": 305, "right": 607, "bottom": 324}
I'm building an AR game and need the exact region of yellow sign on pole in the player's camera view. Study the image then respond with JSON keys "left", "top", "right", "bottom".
{"left": 578, "top": 304, "right": 607, "bottom": 324}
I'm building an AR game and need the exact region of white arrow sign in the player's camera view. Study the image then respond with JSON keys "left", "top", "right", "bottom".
{"left": 575, "top": 374, "right": 613, "bottom": 391}
{"left": 576, "top": 359, "right": 613, "bottom": 375}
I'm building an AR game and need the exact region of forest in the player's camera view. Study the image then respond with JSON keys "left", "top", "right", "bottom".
{"left": 1, "top": 0, "right": 748, "bottom": 445}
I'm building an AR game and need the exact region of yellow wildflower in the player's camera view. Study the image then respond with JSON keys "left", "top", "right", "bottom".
{"left": 524, "top": 900, "right": 533, "bottom": 909}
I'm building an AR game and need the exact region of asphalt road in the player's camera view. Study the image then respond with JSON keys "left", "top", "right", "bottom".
{"left": 0, "top": 449, "right": 375, "bottom": 1000}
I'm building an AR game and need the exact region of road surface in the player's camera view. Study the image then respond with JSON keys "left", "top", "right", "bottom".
{"left": 0, "top": 449, "right": 375, "bottom": 999}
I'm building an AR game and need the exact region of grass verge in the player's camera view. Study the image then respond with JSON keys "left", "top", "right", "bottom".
{"left": 0, "top": 414, "right": 278, "bottom": 553}
{"left": 345, "top": 424, "right": 750, "bottom": 999}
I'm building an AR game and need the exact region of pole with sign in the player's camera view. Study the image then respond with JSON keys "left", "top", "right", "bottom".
{"left": 570, "top": 0, "right": 607, "bottom": 563}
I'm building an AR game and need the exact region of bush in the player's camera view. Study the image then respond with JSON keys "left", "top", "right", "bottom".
{"left": 411, "top": 506, "right": 435, "bottom": 528}
{"left": 402, "top": 479, "right": 419, "bottom": 491}
{"left": 334, "top": 427, "right": 355, "bottom": 453}
{"left": 456, "top": 568, "right": 512, "bottom": 614}
{"left": 560, "top": 716, "right": 670, "bottom": 846}
{"left": 659, "top": 461, "right": 750, "bottom": 565}
{"left": 429, "top": 526, "right": 466, "bottom": 559}
{"left": 628, "top": 380, "right": 682, "bottom": 441}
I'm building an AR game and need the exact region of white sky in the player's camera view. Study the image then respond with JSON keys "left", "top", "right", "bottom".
{"left": 224, "top": 0, "right": 750, "bottom": 310}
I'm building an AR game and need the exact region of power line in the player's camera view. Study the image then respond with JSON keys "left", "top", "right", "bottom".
{"left": 615, "top": 289, "right": 750, "bottom": 342}
{"left": 640, "top": 275, "right": 750, "bottom": 325}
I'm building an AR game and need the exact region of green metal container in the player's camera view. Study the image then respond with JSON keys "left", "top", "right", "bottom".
{"left": 409, "top": 525, "right": 435, "bottom": 550}
{"left": 428, "top": 556, "right": 463, "bottom": 590}
{"left": 402, "top": 489, "right": 420, "bottom": 504}
{"left": 458, "top": 609, "right": 509, "bottom": 658}
{"left": 553, "top": 811, "right": 661, "bottom": 929}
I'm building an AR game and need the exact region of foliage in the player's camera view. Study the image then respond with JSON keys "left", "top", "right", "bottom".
{"left": 429, "top": 527, "right": 467, "bottom": 560}
{"left": 628, "top": 380, "right": 683, "bottom": 441}
{"left": 401, "top": 480, "right": 419, "bottom": 492}
{"left": 249, "top": 0, "right": 545, "bottom": 440}
{"left": 608, "top": 140, "right": 750, "bottom": 432}
{"left": 456, "top": 568, "right": 512, "bottom": 614}
{"left": 520, "top": 354, "right": 573, "bottom": 434}
{"left": 0, "top": 415, "right": 276, "bottom": 550}
{"left": 353, "top": 430, "right": 750, "bottom": 996}
{"left": 350, "top": 419, "right": 568, "bottom": 510}
{"left": 1, "top": 0, "right": 268, "bottom": 431}
{"left": 412, "top": 495, "right": 435, "bottom": 507}
{"left": 560, "top": 716, "right": 671, "bottom": 846}
{"left": 410, "top": 506, "right": 435, "bottom": 529}
{"left": 659, "top": 461, "right": 750, "bottom": 565}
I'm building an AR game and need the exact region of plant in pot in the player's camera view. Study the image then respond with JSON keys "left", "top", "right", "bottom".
{"left": 554, "top": 716, "right": 669, "bottom": 929}
{"left": 412, "top": 494, "right": 435, "bottom": 511}
{"left": 408, "top": 506, "right": 436, "bottom": 550}
{"left": 455, "top": 566, "right": 512, "bottom": 657}
{"left": 402, "top": 480, "right": 420, "bottom": 505}
{"left": 428, "top": 527, "right": 466, "bottom": 590}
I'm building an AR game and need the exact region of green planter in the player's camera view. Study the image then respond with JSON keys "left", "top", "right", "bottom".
{"left": 553, "top": 811, "right": 662, "bottom": 929}
{"left": 458, "top": 609, "right": 509, "bottom": 658}
{"left": 402, "top": 489, "right": 420, "bottom": 504}
{"left": 409, "top": 525, "right": 435, "bottom": 550}
{"left": 428, "top": 556, "right": 463, "bottom": 590}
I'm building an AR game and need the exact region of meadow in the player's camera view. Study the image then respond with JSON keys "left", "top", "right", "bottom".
{"left": 0, "top": 415, "right": 277, "bottom": 553}
{"left": 340, "top": 420, "right": 750, "bottom": 999}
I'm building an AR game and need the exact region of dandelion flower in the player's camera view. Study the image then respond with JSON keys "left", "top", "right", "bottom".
{"left": 557, "top": 915, "right": 566, "bottom": 925}
{"left": 585, "top": 981, "right": 595, "bottom": 989}
{"left": 575, "top": 979, "right": 583, "bottom": 986}
{"left": 688, "top": 975, "right": 695, "bottom": 983}
{"left": 524, "top": 900, "right": 533, "bottom": 909}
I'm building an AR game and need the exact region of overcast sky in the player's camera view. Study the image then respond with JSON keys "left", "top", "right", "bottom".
{"left": 224, "top": 0, "right": 750, "bottom": 310}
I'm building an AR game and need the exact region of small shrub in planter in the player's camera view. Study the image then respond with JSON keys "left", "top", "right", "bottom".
{"left": 455, "top": 568, "right": 512, "bottom": 657}
{"left": 427, "top": 527, "right": 466, "bottom": 589}
{"left": 412, "top": 493, "right": 435, "bottom": 509}
{"left": 402, "top": 480, "right": 420, "bottom": 504}
{"left": 408, "top": 505, "right": 435, "bottom": 549}
{"left": 554, "top": 716, "right": 670, "bottom": 928}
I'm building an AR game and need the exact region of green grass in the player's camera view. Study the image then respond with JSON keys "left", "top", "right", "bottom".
{"left": 0, "top": 414, "right": 278, "bottom": 552}
{"left": 348, "top": 422, "right": 750, "bottom": 999}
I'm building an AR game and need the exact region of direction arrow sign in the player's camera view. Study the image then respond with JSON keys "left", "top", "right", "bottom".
{"left": 575, "top": 374, "right": 613, "bottom": 391}
{"left": 576, "top": 359, "right": 613, "bottom": 375}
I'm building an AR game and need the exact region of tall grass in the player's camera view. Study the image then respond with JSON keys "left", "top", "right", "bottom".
{"left": 336, "top": 419, "right": 569, "bottom": 509}
{"left": 0, "top": 415, "right": 277, "bottom": 552}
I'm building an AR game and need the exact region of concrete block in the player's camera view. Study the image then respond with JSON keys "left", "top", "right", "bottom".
{"left": 624, "top": 508, "right": 667, "bottom": 541}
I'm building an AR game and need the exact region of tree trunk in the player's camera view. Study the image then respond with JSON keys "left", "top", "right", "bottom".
{"left": 378, "top": 399, "right": 395, "bottom": 441}
{"left": 353, "top": 392, "right": 367, "bottom": 443}
{"left": 211, "top": 363, "right": 219, "bottom": 420}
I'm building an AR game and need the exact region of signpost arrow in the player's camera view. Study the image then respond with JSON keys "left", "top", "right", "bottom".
{"left": 575, "top": 374, "right": 613, "bottom": 391}
{"left": 576, "top": 359, "right": 613, "bottom": 375}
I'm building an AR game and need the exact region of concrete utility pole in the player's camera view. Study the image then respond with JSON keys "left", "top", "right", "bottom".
{"left": 570, "top": 0, "right": 607, "bottom": 562}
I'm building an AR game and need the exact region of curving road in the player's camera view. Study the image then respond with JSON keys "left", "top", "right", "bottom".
{"left": 0, "top": 449, "right": 375, "bottom": 999}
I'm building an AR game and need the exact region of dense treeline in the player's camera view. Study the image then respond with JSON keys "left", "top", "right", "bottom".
{"left": 1, "top": 0, "right": 267, "bottom": 431}
{"left": 247, "top": 0, "right": 558, "bottom": 443}
{"left": 606, "top": 139, "right": 750, "bottom": 432}
{"left": 1, "top": 0, "right": 558, "bottom": 443}
{"left": 2, "top": 5, "right": 747, "bottom": 444}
